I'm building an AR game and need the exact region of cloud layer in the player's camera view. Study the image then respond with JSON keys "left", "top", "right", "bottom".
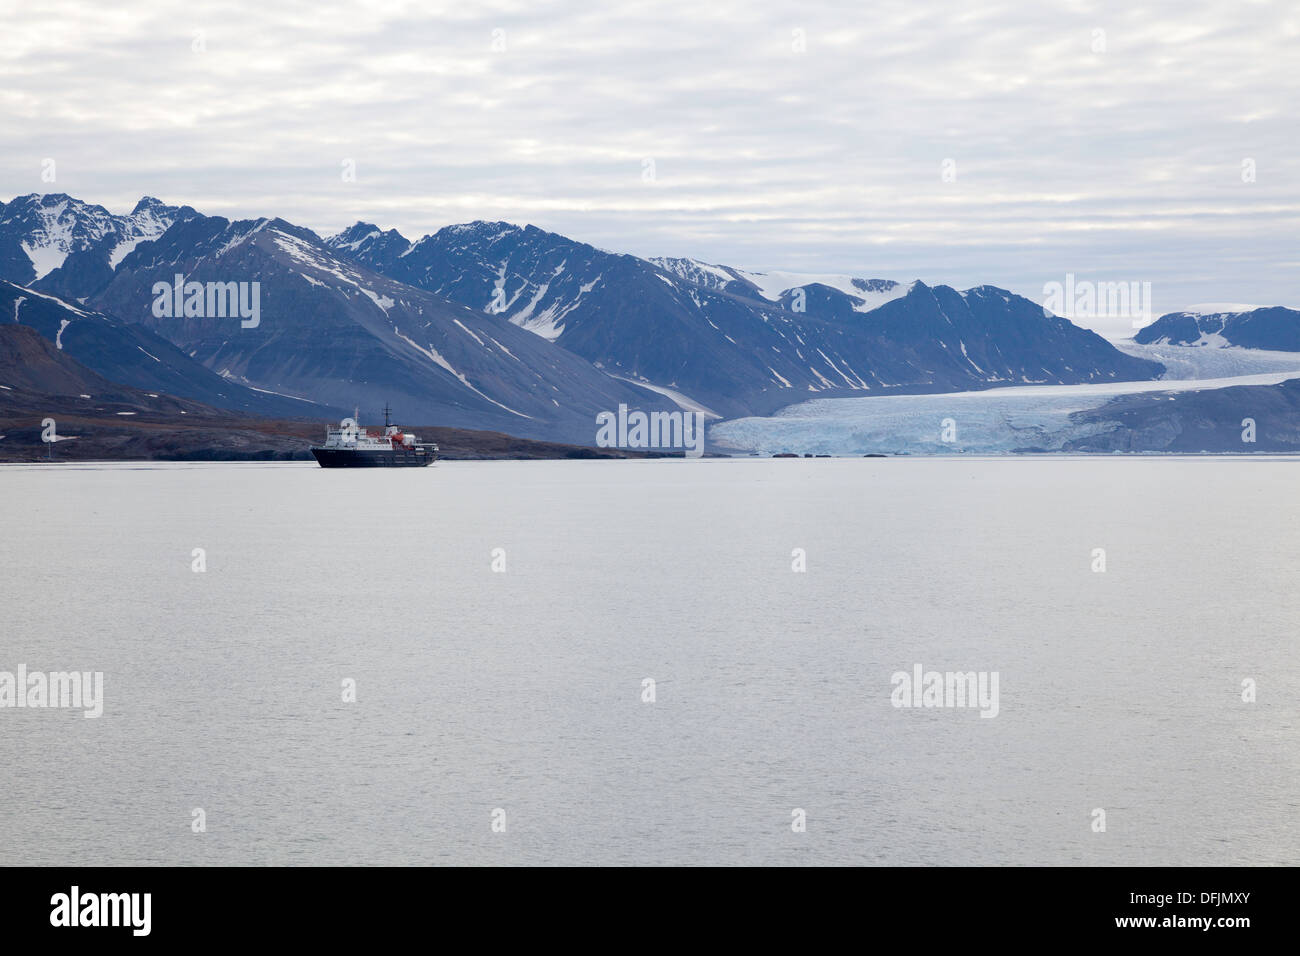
{"left": 3, "top": 0, "right": 1297, "bottom": 335}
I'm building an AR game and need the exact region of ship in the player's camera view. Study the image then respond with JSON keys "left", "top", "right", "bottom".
{"left": 310, "top": 404, "right": 438, "bottom": 468}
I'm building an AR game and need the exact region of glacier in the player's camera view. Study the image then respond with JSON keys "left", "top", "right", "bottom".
{"left": 710, "top": 344, "right": 1300, "bottom": 456}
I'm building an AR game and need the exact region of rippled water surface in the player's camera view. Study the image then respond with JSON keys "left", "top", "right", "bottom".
{"left": 1, "top": 458, "right": 1296, "bottom": 865}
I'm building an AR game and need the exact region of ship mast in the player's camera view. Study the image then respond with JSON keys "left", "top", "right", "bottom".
{"left": 384, "top": 402, "right": 392, "bottom": 428}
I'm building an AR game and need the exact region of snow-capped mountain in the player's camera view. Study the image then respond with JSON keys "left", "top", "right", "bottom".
{"left": 0, "top": 193, "right": 199, "bottom": 300}
{"left": 327, "top": 220, "right": 1164, "bottom": 417}
{"left": 90, "top": 214, "right": 674, "bottom": 442}
{"left": 0, "top": 193, "right": 1172, "bottom": 444}
{"left": 0, "top": 279, "right": 327, "bottom": 418}
{"left": 650, "top": 256, "right": 912, "bottom": 313}
{"left": 1134, "top": 305, "right": 1300, "bottom": 351}
{"left": 327, "top": 220, "right": 630, "bottom": 343}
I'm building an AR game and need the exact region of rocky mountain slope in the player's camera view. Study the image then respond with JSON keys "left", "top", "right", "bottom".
{"left": 0, "top": 279, "right": 331, "bottom": 418}
{"left": 89, "top": 214, "right": 675, "bottom": 443}
{"left": 1135, "top": 305, "right": 1300, "bottom": 351}
{"left": 328, "top": 220, "right": 1164, "bottom": 417}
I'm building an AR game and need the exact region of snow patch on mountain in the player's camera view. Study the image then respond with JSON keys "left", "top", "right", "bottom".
{"left": 273, "top": 229, "right": 364, "bottom": 288}
{"left": 361, "top": 289, "right": 395, "bottom": 313}
{"left": 217, "top": 220, "right": 270, "bottom": 258}
{"left": 1184, "top": 303, "right": 1263, "bottom": 315}
{"left": 649, "top": 257, "right": 739, "bottom": 291}
{"left": 509, "top": 280, "right": 550, "bottom": 326}
{"left": 611, "top": 376, "right": 721, "bottom": 418}
{"left": 15, "top": 197, "right": 78, "bottom": 278}
{"left": 108, "top": 239, "right": 144, "bottom": 269}
{"left": 333, "top": 229, "right": 380, "bottom": 252}
{"left": 740, "top": 270, "right": 913, "bottom": 312}
{"left": 452, "top": 318, "right": 485, "bottom": 347}
{"left": 108, "top": 200, "right": 174, "bottom": 268}
{"left": 653, "top": 257, "right": 918, "bottom": 314}
{"left": 16, "top": 285, "right": 91, "bottom": 316}
{"left": 393, "top": 327, "right": 531, "bottom": 419}
{"left": 22, "top": 240, "right": 69, "bottom": 280}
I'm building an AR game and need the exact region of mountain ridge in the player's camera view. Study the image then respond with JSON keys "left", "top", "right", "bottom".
{"left": 88, "top": 210, "right": 676, "bottom": 443}
{"left": 323, "top": 215, "right": 1164, "bottom": 417}
{"left": 1135, "top": 305, "right": 1300, "bottom": 351}
{"left": 0, "top": 193, "right": 1190, "bottom": 445}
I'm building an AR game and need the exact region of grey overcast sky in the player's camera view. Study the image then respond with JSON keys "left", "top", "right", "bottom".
{"left": 3, "top": 0, "right": 1298, "bottom": 335}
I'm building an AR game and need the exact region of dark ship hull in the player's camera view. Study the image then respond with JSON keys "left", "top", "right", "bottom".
{"left": 311, "top": 447, "right": 436, "bottom": 468}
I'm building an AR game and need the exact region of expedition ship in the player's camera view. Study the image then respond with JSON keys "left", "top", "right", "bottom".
{"left": 311, "top": 405, "right": 438, "bottom": 468}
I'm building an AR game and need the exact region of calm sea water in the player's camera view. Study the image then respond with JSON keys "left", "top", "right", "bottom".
{"left": 1, "top": 458, "right": 1297, "bottom": 866}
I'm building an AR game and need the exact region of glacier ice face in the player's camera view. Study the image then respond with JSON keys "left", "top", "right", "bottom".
{"left": 1110, "top": 342, "right": 1300, "bottom": 379}
{"left": 711, "top": 344, "right": 1300, "bottom": 456}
